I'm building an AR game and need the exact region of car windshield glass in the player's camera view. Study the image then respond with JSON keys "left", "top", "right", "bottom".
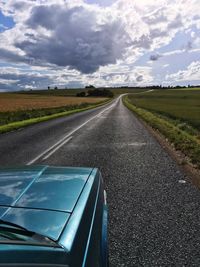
{"left": 0, "top": 220, "right": 59, "bottom": 246}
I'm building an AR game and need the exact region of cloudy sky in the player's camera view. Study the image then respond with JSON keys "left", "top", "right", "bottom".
{"left": 0, "top": 0, "right": 199, "bottom": 91}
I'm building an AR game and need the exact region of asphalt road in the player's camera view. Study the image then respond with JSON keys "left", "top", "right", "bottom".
{"left": 0, "top": 96, "right": 200, "bottom": 266}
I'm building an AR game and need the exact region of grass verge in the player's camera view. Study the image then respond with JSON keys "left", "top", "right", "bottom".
{"left": 123, "top": 95, "right": 200, "bottom": 168}
{"left": 0, "top": 99, "right": 111, "bottom": 134}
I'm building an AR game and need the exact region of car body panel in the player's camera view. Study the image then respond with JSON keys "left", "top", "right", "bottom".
{"left": 0, "top": 166, "right": 47, "bottom": 206}
{"left": 2, "top": 208, "right": 70, "bottom": 241}
{"left": 59, "top": 168, "right": 99, "bottom": 250}
{"left": 0, "top": 166, "right": 92, "bottom": 213}
{"left": 0, "top": 166, "right": 108, "bottom": 267}
{"left": 0, "top": 244, "right": 69, "bottom": 266}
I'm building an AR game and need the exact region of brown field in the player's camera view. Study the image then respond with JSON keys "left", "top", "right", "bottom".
{"left": 0, "top": 93, "right": 107, "bottom": 112}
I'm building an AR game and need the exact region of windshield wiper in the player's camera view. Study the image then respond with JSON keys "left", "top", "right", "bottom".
{"left": 0, "top": 219, "right": 60, "bottom": 246}
{"left": 0, "top": 219, "right": 28, "bottom": 231}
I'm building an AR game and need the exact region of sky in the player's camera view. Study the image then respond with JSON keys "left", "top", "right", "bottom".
{"left": 0, "top": 0, "right": 199, "bottom": 91}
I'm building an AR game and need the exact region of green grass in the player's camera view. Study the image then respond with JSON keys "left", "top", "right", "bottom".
{"left": 110, "top": 88, "right": 149, "bottom": 95}
{"left": 123, "top": 93, "right": 200, "bottom": 168}
{"left": 0, "top": 99, "right": 111, "bottom": 134}
{"left": 0, "top": 102, "right": 92, "bottom": 126}
{"left": 127, "top": 89, "right": 200, "bottom": 130}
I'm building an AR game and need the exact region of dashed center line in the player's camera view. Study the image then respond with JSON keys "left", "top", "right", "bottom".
{"left": 27, "top": 96, "right": 121, "bottom": 165}
{"left": 43, "top": 136, "right": 73, "bottom": 160}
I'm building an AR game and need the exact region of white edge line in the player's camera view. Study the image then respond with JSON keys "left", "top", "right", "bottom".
{"left": 27, "top": 97, "right": 120, "bottom": 165}
{"left": 42, "top": 136, "right": 73, "bottom": 160}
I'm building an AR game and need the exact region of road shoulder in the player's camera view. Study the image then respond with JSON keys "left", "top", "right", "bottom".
{"left": 122, "top": 95, "right": 200, "bottom": 190}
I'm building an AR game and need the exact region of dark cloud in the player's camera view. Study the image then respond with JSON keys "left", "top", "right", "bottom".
{"left": 14, "top": 4, "right": 131, "bottom": 73}
{"left": 149, "top": 28, "right": 168, "bottom": 39}
{"left": 0, "top": 48, "right": 28, "bottom": 63}
{"left": 0, "top": 83, "right": 14, "bottom": 91}
{"left": 186, "top": 41, "right": 192, "bottom": 50}
{"left": 0, "top": 72, "right": 52, "bottom": 91}
{"left": 133, "top": 34, "right": 152, "bottom": 49}
{"left": 136, "top": 75, "right": 143, "bottom": 82}
{"left": 149, "top": 53, "right": 162, "bottom": 61}
{"left": 12, "top": 1, "right": 30, "bottom": 10}
{"left": 167, "top": 15, "right": 183, "bottom": 29}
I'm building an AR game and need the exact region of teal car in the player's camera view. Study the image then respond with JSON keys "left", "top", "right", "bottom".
{"left": 0, "top": 166, "right": 108, "bottom": 267}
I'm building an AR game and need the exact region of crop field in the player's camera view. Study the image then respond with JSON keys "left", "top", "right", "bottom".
{"left": 0, "top": 93, "right": 107, "bottom": 112}
{"left": 124, "top": 88, "right": 200, "bottom": 168}
{"left": 18, "top": 89, "right": 87, "bottom": 96}
{"left": 0, "top": 93, "right": 109, "bottom": 130}
{"left": 110, "top": 88, "right": 148, "bottom": 95}
{"left": 127, "top": 89, "right": 200, "bottom": 131}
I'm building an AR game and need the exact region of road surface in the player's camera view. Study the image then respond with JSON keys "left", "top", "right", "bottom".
{"left": 0, "top": 96, "right": 200, "bottom": 266}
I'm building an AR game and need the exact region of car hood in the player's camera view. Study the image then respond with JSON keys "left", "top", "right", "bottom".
{"left": 0, "top": 165, "right": 93, "bottom": 240}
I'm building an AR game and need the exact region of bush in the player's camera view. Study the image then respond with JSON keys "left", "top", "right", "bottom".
{"left": 85, "top": 85, "right": 95, "bottom": 89}
{"left": 76, "top": 92, "right": 86, "bottom": 97}
{"left": 87, "top": 89, "right": 114, "bottom": 98}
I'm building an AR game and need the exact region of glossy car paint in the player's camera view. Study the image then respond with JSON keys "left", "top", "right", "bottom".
{"left": 3, "top": 208, "right": 70, "bottom": 240}
{"left": 0, "top": 166, "right": 108, "bottom": 267}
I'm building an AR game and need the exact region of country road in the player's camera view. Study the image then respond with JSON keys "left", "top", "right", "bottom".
{"left": 0, "top": 96, "right": 200, "bottom": 266}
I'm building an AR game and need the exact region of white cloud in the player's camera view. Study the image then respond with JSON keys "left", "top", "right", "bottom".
{"left": 0, "top": 78, "right": 19, "bottom": 84}
{"left": 1, "top": 1, "right": 132, "bottom": 73}
{"left": 0, "top": 0, "right": 200, "bottom": 90}
{"left": 166, "top": 61, "right": 200, "bottom": 82}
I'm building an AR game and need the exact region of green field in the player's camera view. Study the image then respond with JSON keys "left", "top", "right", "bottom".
{"left": 124, "top": 88, "right": 200, "bottom": 168}
{"left": 128, "top": 89, "right": 200, "bottom": 131}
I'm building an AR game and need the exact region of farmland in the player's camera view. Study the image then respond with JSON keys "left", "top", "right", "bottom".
{"left": 0, "top": 93, "right": 107, "bottom": 112}
{"left": 124, "top": 88, "right": 200, "bottom": 168}
{"left": 0, "top": 93, "right": 109, "bottom": 132}
{"left": 127, "top": 89, "right": 200, "bottom": 131}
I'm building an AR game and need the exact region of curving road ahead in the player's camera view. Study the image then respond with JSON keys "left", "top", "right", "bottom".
{"left": 0, "top": 96, "right": 200, "bottom": 266}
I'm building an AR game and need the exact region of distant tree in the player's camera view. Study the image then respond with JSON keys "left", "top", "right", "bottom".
{"left": 85, "top": 85, "right": 95, "bottom": 89}
{"left": 76, "top": 92, "right": 86, "bottom": 97}
{"left": 54, "top": 86, "right": 58, "bottom": 90}
{"left": 48, "top": 86, "right": 50, "bottom": 90}
{"left": 87, "top": 88, "right": 113, "bottom": 98}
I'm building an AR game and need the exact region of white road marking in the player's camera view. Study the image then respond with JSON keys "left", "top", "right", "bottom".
{"left": 42, "top": 136, "right": 73, "bottom": 160}
{"left": 127, "top": 142, "right": 147, "bottom": 146}
{"left": 178, "top": 180, "right": 186, "bottom": 184}
{"left": 27, "top": 97, "right": 120, "bottom": 165}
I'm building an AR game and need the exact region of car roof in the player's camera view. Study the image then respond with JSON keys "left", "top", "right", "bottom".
{"left": 0, "top": 165, "right": 93, "bottom": 241}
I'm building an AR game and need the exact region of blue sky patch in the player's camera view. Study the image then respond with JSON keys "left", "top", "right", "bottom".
{"left": 84, "top": 0, "right": 114, "bottom": 6}
{"left": 0, "top": 11, "right": 15, "bottom": 32}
